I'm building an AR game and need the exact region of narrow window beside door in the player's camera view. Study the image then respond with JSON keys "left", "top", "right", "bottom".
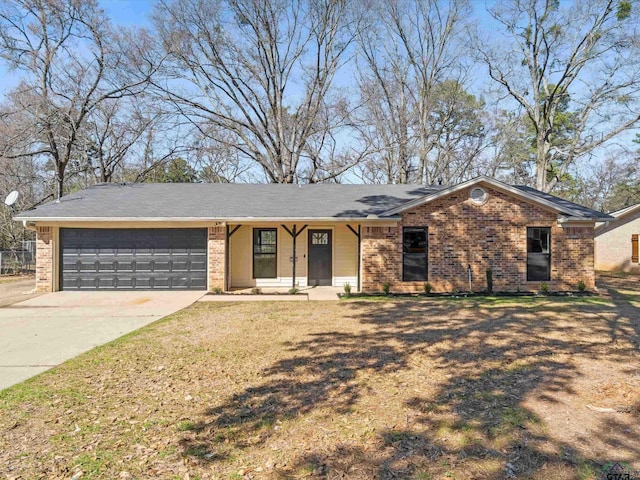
{"left": 527, "top": 227, "right": 551, "bottom": 281}
{"left": 403, "top": 227, "right": 428, "bottom": 281}
{"left": 253, "top": 228, "right": 277, "bottom": 278}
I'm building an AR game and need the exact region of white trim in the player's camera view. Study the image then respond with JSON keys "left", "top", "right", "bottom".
{"left": 557, "top": 216, "right": 599, "bottom": 226}
{"left": 14, "top": 216, "right": 401, "bottom": 223}
{"left": 380, "top": 176, "right": 587, "bottom": 218}
{"left": 255, "top": 277, "right": 309, "bottom": 288}
{"left": 608, "top": 203, "right": 640, "bottom": 218}
{"left": 206, "top": 227, "right": 210, "bottom": 292}
{"left": 469, "top": 187, "right": 488, "bottom": 205}
{"left": 251, "top": 226, "right": 279, "bottom": 283}
{"left": 52, "top": 226, "right": 60, "bottom": 292}
{"left": 334, "top": 276, "right": 357, "bottom": 288}
{"left": 307, "top": 227, "right": 335, "bottom": 286}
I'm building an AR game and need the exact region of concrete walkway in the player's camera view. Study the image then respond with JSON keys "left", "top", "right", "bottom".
{"left": 198, "top": 286, "right": 342, "bottom": 302}
{"left": 0, "top": 290, "right": 204, "bottom": 391}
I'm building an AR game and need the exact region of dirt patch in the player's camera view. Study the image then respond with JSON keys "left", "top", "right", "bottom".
{"left": 128, "top": 297, "right": 151, "bottom": 305}
{"left": 0, "top": 276, "right": 38, "bottom": 307}
{"left": 0, "top": 276, "right": 638, "bottom": 480}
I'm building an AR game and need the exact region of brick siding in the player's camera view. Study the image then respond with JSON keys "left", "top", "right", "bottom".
{"left": 208, "top": 226, "right": 226, "bottom": 291}
{"left": 35, "top": 226, "right": 54, "bottom": 293}
{"left": 361, "top": 185, "right": 595, "bottom": 293}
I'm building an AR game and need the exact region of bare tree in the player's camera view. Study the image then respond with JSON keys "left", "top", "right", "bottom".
{"left": 477, "top": 0, "right": 640, "bottom": 192}
{"left": 81, "top": 99, "right": 159, "bottom": 184}
{"left": 191, "top": 127, "right": 252, "bottom": 183}
{"left": 354, "top": 0, "right": 473, "bottom": 184}
{"left": 0, "top": 114, "right": 43, "bottom": 249}
{"left": 0, "top": 0, "right": 161, "bottom": 199}
{"left": 480, "top": 109, "right": 535, "bottom": 184}
{"left": 153, "top": 0, "right": 358, "bottom": 183}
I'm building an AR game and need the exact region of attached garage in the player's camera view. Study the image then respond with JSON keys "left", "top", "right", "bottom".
{"left": 60, "top": 228, "right": 207, "bottom": 290}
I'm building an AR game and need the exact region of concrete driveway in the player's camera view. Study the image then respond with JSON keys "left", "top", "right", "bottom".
{"left": 0, "top": 290, "right": 205, "bottom": 391}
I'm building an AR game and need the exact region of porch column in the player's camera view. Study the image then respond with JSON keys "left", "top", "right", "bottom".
{"left": 281, "top": 224, "right": 308, "bottom": 288}
{"left": 35, "top": 226, "right": 57, "bottom": 293}
{"left": 208, "top": 226, "right": 226, "bottom": 291}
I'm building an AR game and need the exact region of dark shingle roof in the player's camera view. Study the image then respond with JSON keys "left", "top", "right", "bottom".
{"left": 14, "top": 179, "right": 612, "bottom": 221}
{"left": 513, "top": 185, "right": 614, "bottom": 219}
{"left": 15, "top": 183, "right": 443, "bottom": 220}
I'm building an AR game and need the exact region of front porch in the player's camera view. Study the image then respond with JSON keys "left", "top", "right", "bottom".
{"left": 213, "top": 223, "right": 363, "bottom": 292}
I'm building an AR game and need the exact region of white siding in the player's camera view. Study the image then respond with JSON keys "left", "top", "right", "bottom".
{"left": 333, "top": 225, "right": 358, "bottom": 287}
{"left": 595, "top": 213, "right": 640, "bottom": 273}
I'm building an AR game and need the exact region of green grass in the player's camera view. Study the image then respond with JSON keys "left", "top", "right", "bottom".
{"left": 342, "top": 294, "right": 614, "bottom": 307}
{"left": 0, "top": 379, "right": 52, "bottom": 408}
{"left": 490, "top": 406, "right": 535, "bottom": 437}
{"left": 176, "top": 420, "right": 196, "bottom": 431}
{"left": 74, "top": 450, "right": 117, "bottom": 478}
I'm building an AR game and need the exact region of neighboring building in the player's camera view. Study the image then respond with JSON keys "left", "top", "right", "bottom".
{"left": 595, "top": 203, "right": 640, "bottom": 273}
{"left": 14, "top": 176, "right": 612, "bottom": 294}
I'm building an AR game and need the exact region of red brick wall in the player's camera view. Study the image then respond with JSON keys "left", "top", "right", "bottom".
{"left": 208, "top": 226, "right": 226, "bottom": 291}
{"left": 361, "top": 185, "right": 595, "bottom": 293}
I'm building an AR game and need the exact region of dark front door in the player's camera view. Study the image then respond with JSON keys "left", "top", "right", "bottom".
{"left": 60, "top": 228, "right": 207, "bottom": 290}
{"left": 308, "top": 229, "right": 332, "bottom": 286}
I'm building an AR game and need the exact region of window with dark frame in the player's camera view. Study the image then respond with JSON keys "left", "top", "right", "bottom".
{"left": 253, "top": 228, "right": 277, "bottom": 278}
{"left": 527, "top": 227, "right": 551, "bottom": 281}
{"left": 403, "top": 227, "right": 428, "bottom": 281}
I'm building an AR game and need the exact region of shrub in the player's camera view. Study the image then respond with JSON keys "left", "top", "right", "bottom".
{"left": 486, "top": 269, "right": 493, "bottom": 294}
{"left": 212, "top": 287, "right": 223, "bottom": 295}
{"left": 343, "top": 282, "right": 351, "bottom": 296}
{"left": 423, "top": 282, "right": 433, "bottom": 294}
{"left": 251, "top": 287, "right": 262, "bottom": 295}
{"left": 382, "top": 282, "right": 391, "bottom": 295}
{"left": 288, "top": 287, "right": 299, "bottom": 295}
{"left": 539, "top": 282, "right": 549, "bottom": 294}
{"left": 577, "top": 280, "right": 586, "bottom": 292}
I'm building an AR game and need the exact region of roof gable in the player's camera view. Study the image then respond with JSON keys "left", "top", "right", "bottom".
{"left": 610, "top": 203, "right": 640, "bottom": 219}
{"left": 380, "top": 176, "right": 612, "bottom": 220}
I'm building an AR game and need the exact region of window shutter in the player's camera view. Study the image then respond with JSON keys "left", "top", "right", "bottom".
{"left": 633, "top": 234, "right": 639, "bottom": 263}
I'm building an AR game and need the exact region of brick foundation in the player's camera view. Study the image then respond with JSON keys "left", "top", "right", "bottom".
{"left": 361, "top": 185, "right": 595, "bottom": 293}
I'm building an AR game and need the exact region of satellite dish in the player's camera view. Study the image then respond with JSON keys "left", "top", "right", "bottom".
{"left": 4, "top": 190, "right": 19, "bottom": 207}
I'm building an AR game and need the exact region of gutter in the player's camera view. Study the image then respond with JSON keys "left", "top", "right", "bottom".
{"left": 22, "top": 220, "right": 37, "bottom": 231}
{"left": 557, "top": 215, "right": 614, "bottom": 224}
{"left": 13, "top": 215, "right": 402, "bottom": 223}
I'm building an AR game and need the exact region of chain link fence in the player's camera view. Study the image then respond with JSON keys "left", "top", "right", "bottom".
{"left": 0, "top": 241, "right": 36, "bottom": 274}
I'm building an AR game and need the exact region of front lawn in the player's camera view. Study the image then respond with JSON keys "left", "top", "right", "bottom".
{"left": 1, "top": 285, "right": 639, "bottom": 479}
